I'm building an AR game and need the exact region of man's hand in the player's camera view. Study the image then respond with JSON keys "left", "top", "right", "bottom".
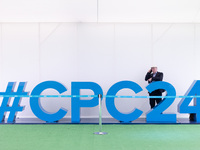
{"left": 148, "top": 78, "right": 152, "bottom": 82}
{"left": 148, "top": 69, "right": 152, "bottom": 73}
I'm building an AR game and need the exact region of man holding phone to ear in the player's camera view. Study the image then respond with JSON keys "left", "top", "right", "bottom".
{"left": 145, "top": 67, "right": 163, "bottom": 109}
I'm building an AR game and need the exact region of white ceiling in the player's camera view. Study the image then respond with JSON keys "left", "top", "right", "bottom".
{"left": 0, "top": 0, "right": 200, "bottom": 22}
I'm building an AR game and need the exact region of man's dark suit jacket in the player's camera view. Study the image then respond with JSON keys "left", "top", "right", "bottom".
{"left": 145, "top": 71, "right": 163, "bottom": 83}
{"left": 145, "top": 71, "right": 164, "bottom": 93}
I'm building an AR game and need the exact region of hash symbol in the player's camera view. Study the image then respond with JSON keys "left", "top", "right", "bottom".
{"left": 0, "top": 82, "right": 28, "bottom": 123}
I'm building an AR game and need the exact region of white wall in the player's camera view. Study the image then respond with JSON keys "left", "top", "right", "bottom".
{"left": 0, "top": 23, "right": 199, "bottom": 119}
{"left": 0, "top": 0, "right": 200, "bottom": 119}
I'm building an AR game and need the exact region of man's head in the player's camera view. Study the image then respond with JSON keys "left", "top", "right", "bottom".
{"left": 151, "top": 67, "right": 157, "bottom": 74}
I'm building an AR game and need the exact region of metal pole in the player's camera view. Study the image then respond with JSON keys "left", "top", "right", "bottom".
{"left": 94, "top": 94, "right": 107, "bottom": 135}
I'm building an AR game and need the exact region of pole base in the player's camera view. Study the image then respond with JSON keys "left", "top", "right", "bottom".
{"left": 94, "top": 132, "right": 108, "bottom": 135}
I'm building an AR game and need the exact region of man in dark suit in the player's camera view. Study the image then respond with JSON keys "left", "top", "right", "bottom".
{"left": 145, "top": 67, "right": 163, "bottom": 109}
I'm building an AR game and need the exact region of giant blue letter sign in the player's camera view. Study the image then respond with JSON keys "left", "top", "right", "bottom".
{"left": 146, "top": 81, "right": 176, "bottom": 122}
{"left": 178, "top": 80, "right": 200, "bottom": 122}
{"left": 30, "top": 81, "right": 68, "bottom": 122}
{"left": 71, "top": 82, "right": 103, "bottom": 123}
{"left": 0, "top": 82, "right": 28, "bottom": 123}
{"left": 0, "top": 80, "right": 199, "bottom": 123}
{"left": 105, "top": 81, "right": 143, "bottom": 122}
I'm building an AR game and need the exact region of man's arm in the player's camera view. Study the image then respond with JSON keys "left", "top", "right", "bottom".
{"left": 145, "top": 72, "right": 152, "bottom": 81}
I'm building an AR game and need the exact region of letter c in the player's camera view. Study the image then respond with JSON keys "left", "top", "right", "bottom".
{"left": 106, "top": 81, "right": 143, "bottom": 122}
{"left": 30, "top": 81, "right": 67, "bottom": 122}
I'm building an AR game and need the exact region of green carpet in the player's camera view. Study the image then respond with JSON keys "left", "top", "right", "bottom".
{"left": 0, "top": 124, "right": 200, "bottom": 150}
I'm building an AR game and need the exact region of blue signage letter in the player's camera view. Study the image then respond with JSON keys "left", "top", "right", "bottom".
{"left": 146, "top": 81, "right": 176, "bottom": 122}
{"left": 105, "top": 81, "right": 143, "bottom": 122}
{"left": 71, "top": 82, "right": 103, "bottom": 123}
{"left": 30, "top": 81, "right": 68, "bottom": 122}
{"left": 178, "top": 80, "right": 200, "bottom": 122}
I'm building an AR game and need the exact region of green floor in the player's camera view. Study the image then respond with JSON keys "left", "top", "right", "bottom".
{"left": 0, "top": 124, "right": 200, "bottom": 150}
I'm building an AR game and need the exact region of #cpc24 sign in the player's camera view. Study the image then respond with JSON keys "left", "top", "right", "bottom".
{"left": 1, "top": 80, "right": 200, "bottom": 123}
